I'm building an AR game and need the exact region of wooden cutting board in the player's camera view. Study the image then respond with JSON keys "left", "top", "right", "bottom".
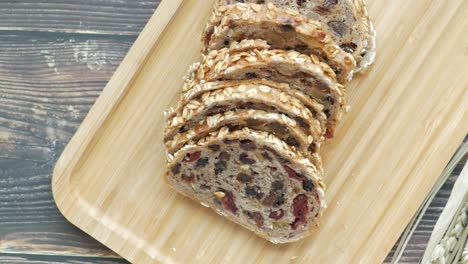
{"left": 52, "top": 0, "right": 468, "bottom": 263}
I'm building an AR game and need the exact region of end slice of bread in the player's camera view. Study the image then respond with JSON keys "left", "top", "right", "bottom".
{"left": 166, "top": 128, "right": 326, "bottom": 244}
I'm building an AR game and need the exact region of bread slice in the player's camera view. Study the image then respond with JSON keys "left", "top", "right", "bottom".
{"left": 202, "top": 3, "right": 356, "bottom": 83}
{"left": 217, "top": 0, "right": 375, "bottom": 72}
{"left": 166, "top": 127, "right": 326, "bottom": 244}
{"left": 164, "top": 83, "right": 323, "bottom": 164}
{"left": 186, "top": 45, "right": 346, "bottom": 138}
{"left": 165, "top": 109, "right": 323, "bottom": 171}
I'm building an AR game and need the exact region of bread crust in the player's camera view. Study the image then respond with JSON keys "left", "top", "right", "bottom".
{"left": 352, "top": 0, "right": 376, "bottom": 72}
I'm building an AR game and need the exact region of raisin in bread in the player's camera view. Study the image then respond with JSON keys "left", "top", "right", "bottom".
{"left": 217, "top": 0, "right": 376, "bottom": 72}
{"left": 202, "top": 3, "right": 356, "bottom": 83}
{"left": 166, "top": 128, "right": 326, "bottom": 244}
{"left": 187, "top": 45, "right": 346, "bottom": 138}
{"left": 164, "top": 83, "right": 323, "bottom": 168}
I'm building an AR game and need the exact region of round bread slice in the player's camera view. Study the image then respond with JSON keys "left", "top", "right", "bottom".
{"left": 202, "top": 3, "right": 356, "bottom": 83}
{"left": 164, "top": 83, "right": 323, "bottom": 156}
{"left": 186, "top": 46, "right": 346, "bottom": 138}
{"left": 217, "top": 0, "right": 375, "bottom": 72}
{"left": 165, "top": 109, "right": 323, "bottom": 171}
{"left": 166, "top": 127, "right": 326, "bottom": 244}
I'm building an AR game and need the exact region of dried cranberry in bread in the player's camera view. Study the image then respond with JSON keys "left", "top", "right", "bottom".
{"left": 187, "top": 45, "right": 346, "bottom": 138}
{"left": 164, "top": 83, "right": 323, "bottom": 168}
{"left": 203, "top": 3, "right": 356, "bottom": 83}
{"left": 166, "top": 128, "right": 326, "bottom": 244}
{"left": 217, "top": 0, "right": 376, "bottom": 72}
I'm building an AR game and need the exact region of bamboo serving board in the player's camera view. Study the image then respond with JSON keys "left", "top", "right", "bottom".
{"left": 52, "top": 0, "right": 468, "bottom": 263}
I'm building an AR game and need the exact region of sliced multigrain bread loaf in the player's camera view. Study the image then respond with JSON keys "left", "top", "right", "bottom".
{"left": 186, "top": 45, "right": 346, "bottom": 138}
{"left": 217, "top": 0, "right": 375, "bottom": 72}
{"left": 166, "top": 128, "right": 326, "bottom": 244}
{"left": 202, "top": 3, "right": 356, "bottom": 83}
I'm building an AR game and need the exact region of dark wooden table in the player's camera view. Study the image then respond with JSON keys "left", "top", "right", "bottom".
{"left": 0, "top": 1, "right": 463, "bottom": 263}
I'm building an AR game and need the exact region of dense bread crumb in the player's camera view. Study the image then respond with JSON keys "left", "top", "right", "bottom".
{"left": 166, "top": 128, "right": 326, "bottom": 243}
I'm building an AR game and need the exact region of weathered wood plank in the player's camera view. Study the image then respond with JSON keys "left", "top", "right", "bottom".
{"left": 0, "top": 33, "right": 133, "bottom": 141}
{"left": 0, "top": 33, "right": 133, "bottom": 259}
{"left": 0, "top": 0, "right": 160, "bottom": 36}
{"left": 0, "top": 253, "right": 129, "bottom": 264}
